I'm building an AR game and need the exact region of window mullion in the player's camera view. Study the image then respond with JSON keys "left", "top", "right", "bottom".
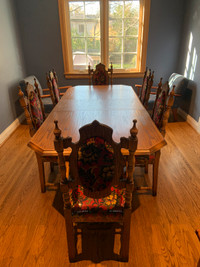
{"left": 101, "top": 0, "right": 109, "bottom": 67}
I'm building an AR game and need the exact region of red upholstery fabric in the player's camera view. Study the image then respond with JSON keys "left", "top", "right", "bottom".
{"left": 152, "top": 91, "right": 166, "bottom": 129}
{"left": 29, "top": 91, "right": 44, "bottom": 129}
{"left": 52, "top": 78, "right": 60, "bottom": 103}
{"left": 69, "top": 185, "right": 126, "bottom": 215}
{"left": 78, "top": 137, "right": 115, "bottom": 192}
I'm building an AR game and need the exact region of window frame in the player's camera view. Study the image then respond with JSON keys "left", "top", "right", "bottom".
{"left": 58, "top": 0, "right": 150, "bottom": 79}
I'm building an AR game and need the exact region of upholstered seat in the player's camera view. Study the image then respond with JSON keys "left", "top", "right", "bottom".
{"left": 69, "top": 185, "right": 125, "bottom": 215}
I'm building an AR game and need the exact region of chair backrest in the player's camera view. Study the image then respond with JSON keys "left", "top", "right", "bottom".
{"left": 152, "top": 82, "right": 175, "bottom": 136}
{"left": 140, "top": 68, "right": 154, "bottom": 108}
{"left": 88, "top": 63, "right": 113, "bottom": 85}
{"left": 54, "top": 120, "right": 138, "bottom": 202}
{"left": 46, "top": 69, "right": 60, "bottom": 106}
{"left": 18, "top": 82, "right": 45, "bottom": 136}
{"left": 19, "top": 75, "right": 43, "bottom": 96}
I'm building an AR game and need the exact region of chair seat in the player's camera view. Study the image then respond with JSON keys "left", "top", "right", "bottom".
{"left": 69, "top": 185, "right": 126, "bottom": 215}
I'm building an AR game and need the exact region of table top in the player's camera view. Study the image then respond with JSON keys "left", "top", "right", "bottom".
{"left": 28, "top": 85, "right": 166, "bottom": 156}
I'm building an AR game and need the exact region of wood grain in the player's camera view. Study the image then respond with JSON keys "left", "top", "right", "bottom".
{"left": 0, "top": 121, "right": 200, "bottom": 265}
{"left": 28, "top": 85, "right": 166, "bottom": 156}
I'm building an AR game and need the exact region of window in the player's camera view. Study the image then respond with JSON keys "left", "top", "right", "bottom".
{"left": 58, "top": 0, "right": 150, "bottom": 78}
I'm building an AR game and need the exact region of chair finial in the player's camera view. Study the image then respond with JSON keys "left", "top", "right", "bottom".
{"left": 130, "top": 119, "right": 138, "bottom": 138}
{"left": 54, "top": 120, "right": 61, "bottom": 139}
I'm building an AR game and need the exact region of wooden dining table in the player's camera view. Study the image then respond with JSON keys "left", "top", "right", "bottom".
{"left": 28, "top": 85, "right": 167, "bottom": 195}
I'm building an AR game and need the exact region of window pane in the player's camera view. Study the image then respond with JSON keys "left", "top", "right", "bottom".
{"left": 69, "top": 1, "right": 101, "bottom": 70}
{"left": 109, "top": 19, "right": 122, "bottom": 36}
{"left": 124, "top": 18, "right": 139, "bottom": 36}
{"left": 87, "top": 38, "right": 100, "bottom": 53}
{"left": 109, "top": 54, "right": 122, "bottom": 68}
{"left": 71, "top": 38, "right": 85, "bottom": 52}
{"left": 86, "top": 21, "right": 100, "bottom": 37}
{"left": 124, "top": 37, "right": 137, "bottom": 52}
{"left": 124, "top": 54, "right": 137, "bottom": 69}
{"left": 109, "top": 38, "right": 122, "bottom": 52}
{"left": 109, "top": 0, "right": 140, "bottom": 69}
{"left": 85, "top": 2, "right": 100, "bottom": 18}
{"left": 109, "top": 1, "right": 123, "bottom": 18}
{"left": 69, "top": 2, "right": 84, "bottom": 19}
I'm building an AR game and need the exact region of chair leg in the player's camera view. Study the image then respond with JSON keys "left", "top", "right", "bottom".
{"left": 64, "top": 209, "right": 76, "bottom": 262}
{"left": 36, "top": 153, "right": 46, "bottom": 193}
{"left": 152, "top": 150, "right": 161, "bottom": 196}
{"left": 172, "top": 108, "right": 178, "bottom": 121}
{"left": 50, "top": 162, "right": 54, "bottom": 172}
{"left": 120, "top": 210, "right": 131, "bottom": 261}
{"left": 145, "top": 160, "right": 148, "bottom": 174}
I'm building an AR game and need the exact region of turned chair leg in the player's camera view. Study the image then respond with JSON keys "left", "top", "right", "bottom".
{"left": 64, "top": 210, "right": 76, "bottom": 262}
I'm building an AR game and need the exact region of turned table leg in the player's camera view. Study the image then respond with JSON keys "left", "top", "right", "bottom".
{"left": 36, "top": 153, "right": 46, "bottom": 193}
{"left": 152, "top": 150, "right": 161, "bottom": 196}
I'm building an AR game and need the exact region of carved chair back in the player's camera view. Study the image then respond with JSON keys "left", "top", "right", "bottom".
{"left": 152, "top": 82, "right": 175, "bottom": 136}
{"left": 88, "top": 63, "right": 113, "bottom": 85}
{"left": 54, "top": 119, "right": 138, "bottom": 261}
{"left": 18, "top": 82, "right": 45, "bottom": 136}
{"left": 46, "top": 69, "right": 60, "bottom": 106}
{"left": 140, "top": 68, "right": 154, "bottom": 108}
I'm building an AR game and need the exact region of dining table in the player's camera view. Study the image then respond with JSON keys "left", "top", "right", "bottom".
{"left": 28, "top": 84, "right": 167, "bottom": 195}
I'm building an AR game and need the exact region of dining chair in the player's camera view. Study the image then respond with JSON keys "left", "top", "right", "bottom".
{"left": 18, "top": 82, "right": 56, "bottom": 192}
{"left": 88, "top": 63, "right": 113, "bottom": 85}
{"left": 136, "top": 84, "right": 175, "bottom": 195}
{"left": 46, "top": 69, "right": 71, "bottom": 106}
{"left": 135, "top": 68, "right": 154, "bottom": 109}
{"left": 19, "top": 75, "right": 53, "bottom": 113}
{"left": 54, "top": 119, "right": 138, "bottom": 262}
{"left": 18, "top": 82, "right": 45, "bottom": 137}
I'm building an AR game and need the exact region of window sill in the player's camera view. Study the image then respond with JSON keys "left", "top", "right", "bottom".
{"left": 64, "top": 71, "right": 145, "bottom": 79}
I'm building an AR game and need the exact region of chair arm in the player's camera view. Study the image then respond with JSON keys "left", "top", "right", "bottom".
{"left": 41, "top": 94, "right": 51, "bottom": 98}
{"left": 135, "top": 84, "right": 142, "bottom": 96}
{"left": 59, "top": 85, "right": 72, "bottom": 90}
{"left": 42, "top": 88, "right": 50, "bottom": 92}
{"left": 150, "top": 92, "right": 157, "bottom": 95}
{"left": 174, "top": 93, "right": 181, "bottom": 97}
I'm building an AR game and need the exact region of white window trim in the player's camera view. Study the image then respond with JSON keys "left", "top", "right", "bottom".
{"left": 58, "top": 0, "right": 151, "bottom": 79}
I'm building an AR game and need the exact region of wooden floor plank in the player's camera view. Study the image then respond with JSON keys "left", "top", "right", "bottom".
{"left": 0, "top": 121, "right": 200, "bottom": 266}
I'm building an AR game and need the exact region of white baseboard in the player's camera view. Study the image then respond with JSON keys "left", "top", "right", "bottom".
{"left": 0, "top": 113, "right": 25, "bottom": 146}
{"left": 178, "top": 108, "right": 200, "bottom": 134}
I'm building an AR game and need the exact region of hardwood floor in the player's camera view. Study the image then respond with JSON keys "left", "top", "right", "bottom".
{"left": 0, "top": 121, "right": 200, "bottom": 266}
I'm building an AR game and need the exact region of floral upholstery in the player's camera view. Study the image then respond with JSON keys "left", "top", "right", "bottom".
{"left": 52, "top": 78, "right": 60, "bottom": 103}
{"left": 152, "top": 91, "right": 166, "bottom": 129}
{"left": 140, "top": 75, "right": 148, "bottom": 103}
{"left": 78, "top": 137, "right": 115, "bottom": 192}
{"left": 69, "top": 185, "right": 125, "bottom": 215}
{"left": 93, "top": 70, "right": 107, "bottom": 85}
{"left": 29, "top": 90, "right": 44, "bottom": 129}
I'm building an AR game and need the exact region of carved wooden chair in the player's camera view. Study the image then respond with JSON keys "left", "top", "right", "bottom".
{"left": 18, "top": 82, "right": 56, "bottom": 192}
{"left": 19, "top": 75, "right": 54, "bottom": 113}
{"left": 135, "top": 68, "right": 154, "bottom": 109}
{"left": 46, "top": 69, "right": 71, "bottom": 106}
{"left": 18, "top": 82, "right": 45, "bottom": 136}
{"left": 88, "top": 63, "right": 113, "bottom": 85}
{"left": 54, "top": 119, "right": 138, "bottom": 262}
{"left": 136, "top": 84, "right": 175, "bottom": 195}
